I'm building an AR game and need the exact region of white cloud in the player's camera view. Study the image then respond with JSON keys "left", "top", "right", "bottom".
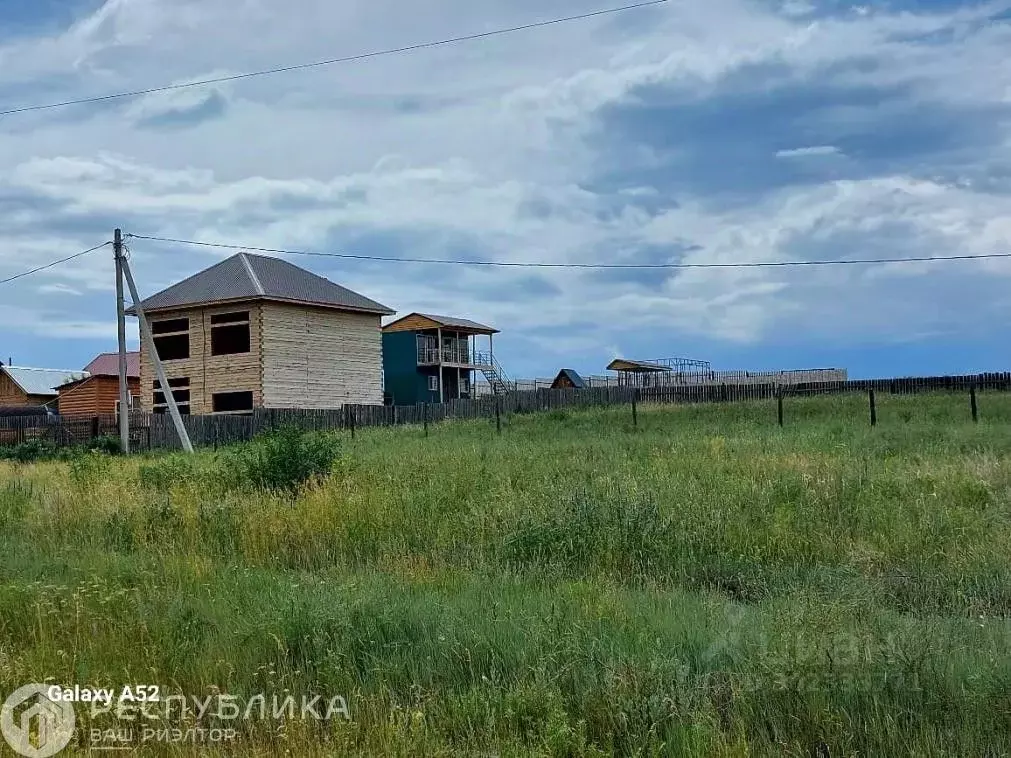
{"left": 775, "top": 145, "right": 842, "bottom": 158}
{"left": 37, "top": 283, "right": 83, "bottom": 296}
{"left": 780, "top": 0, "right": 815, "bottom": 17}
{"left": 122, "top": 72, "right": 232, "bottom": 126}
{"left": 1, "top": 0, "right": 1011, "bottom": 374}
{"left": 0, "top": 304, "right": 119, "bottom": 340}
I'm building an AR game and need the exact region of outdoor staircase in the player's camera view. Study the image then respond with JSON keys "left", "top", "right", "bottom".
{"left": 481, "top": 356, "right": 513, "bottom": 395}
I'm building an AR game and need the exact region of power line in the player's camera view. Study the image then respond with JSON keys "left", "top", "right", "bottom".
{"left": 0, "top": 241, "right": 111, "bottom": 286}
{"left": 0, "top": 0, "right": 670, "bottom": 118}
{"left": 124, "top": 233, "right": 1011, "bottom": 269}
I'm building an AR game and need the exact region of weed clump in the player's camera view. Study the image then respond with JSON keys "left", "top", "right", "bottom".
{"left": 85, "top": 435, "right": 123, "bottom": 455}
{"left": 0, "top": 434, "right": 121, "bottom": 464}
{"left": 0, "top": 439, "right": 58, "bottom": 463}
{"left": 230, "top": 425, "right": 341, "bottom": 494}
{"left": 137, "top": 426, "right": 341, "bottom": 495}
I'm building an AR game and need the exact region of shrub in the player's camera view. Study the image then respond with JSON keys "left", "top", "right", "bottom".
{"left": 86, "top": 435, "right": 123, "bottom": 455}
{"left": 0, "top": 439, "right": 58, "bottom": 463}
{"left": 137, "top": 427, "right": 339, "bottom": 496}
{"left": 0, "top": 435, "right": 120, "bottom": 465}
{"left": 230, "top": 426, "right": 341, "bottom": 494}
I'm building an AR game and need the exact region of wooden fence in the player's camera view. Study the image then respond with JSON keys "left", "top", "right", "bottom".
{"left": 474, "top": 367, "right": 850, "bottom": 394}
{"left": 2, "top": 372, "right": 1009, "bottom": 452}
{"left": 0, "top": 413, "right": 150, "bottom": 449}
{"left": 146, "top": 371, "right": 1011, "bottom": 450}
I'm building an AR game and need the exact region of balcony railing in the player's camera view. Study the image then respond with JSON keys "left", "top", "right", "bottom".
{"left": 417, "top": 341, "right": 493, "bottom": 367}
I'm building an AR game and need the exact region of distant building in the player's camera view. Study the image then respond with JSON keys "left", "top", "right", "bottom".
{"left": 550, "top": 369, "right": 586, "bottom": 390}
{"left": 607, "top": 357, "right": 848, "bottom": 388}
{"left": 127, "top": 252, "right": 394, "bottom": 414}
{"left": 0, "top": 365, "right": 87, "bottom": 410}
{"left": 381, "top": 313, "right": 505, "bottom": 404}
{"left": 607, "top": 357, "right": 713, "bottom": 388}
{"left": 56, "top": 352, "right": 141, "bottom": 418}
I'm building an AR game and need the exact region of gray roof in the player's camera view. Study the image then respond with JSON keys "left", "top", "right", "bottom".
{"left": 553, "top": 368, "right": 586, "bottom": 389}
{"left": 126, "top": 252, "right": 394, "bottom": 315}
{"left": 2, "top": 366, "right": 89, "bottom": 397}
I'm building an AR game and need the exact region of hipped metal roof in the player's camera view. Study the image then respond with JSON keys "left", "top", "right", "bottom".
{"left": 125, "top": 252, "right": 394, "bottom": 316}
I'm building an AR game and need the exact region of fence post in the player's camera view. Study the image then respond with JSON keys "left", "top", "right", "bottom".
{"left": 777, "top": 389, "right": 784, "bottom": 427}
{"left": 631, "top": 388, "right": 638, "bottom": 427}
{"left": 495, "top": 397, "right": 502, "bottom": 435}
{"left": 868, "top": 389, "right": 877, "bottom": 427}
{"left": 423, "top": 403, "right": 429, "bottom": 437}
{"left": 90, "top": 416, "right": 100, "bottom": 440}
{"left": 970, "top": 385, "right": 978, "bottom": 423}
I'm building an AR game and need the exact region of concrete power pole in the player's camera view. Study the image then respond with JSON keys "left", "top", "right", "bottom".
{"left": 114, "top": 229, "right": 131, "bottom": 454}
{"left": 120, "top": 249, "right": 194, "bottom": 454}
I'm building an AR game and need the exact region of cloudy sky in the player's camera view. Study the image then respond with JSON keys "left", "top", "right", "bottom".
{"left": 1, "top": 0, "right": 1010, "bottom": 380}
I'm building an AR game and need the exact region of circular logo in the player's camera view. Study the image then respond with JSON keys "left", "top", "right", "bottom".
{"left": 1, "top": 685, "right": 76, "bottom": 758}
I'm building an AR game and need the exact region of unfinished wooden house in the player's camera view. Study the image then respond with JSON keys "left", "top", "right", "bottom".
{"left": 127, "top": 253, "right": 394, "bottom": 414}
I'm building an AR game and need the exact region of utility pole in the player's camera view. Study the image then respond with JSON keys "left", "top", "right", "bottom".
{"left": 120, "top": 253, "right": 194, "bottom": 453}
{"left": 114, "top": 229, "right": 130, "bottom": 454}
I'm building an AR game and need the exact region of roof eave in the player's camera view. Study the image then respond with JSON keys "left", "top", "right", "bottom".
{"left": 607, "top": 359, "right": 671, "bottom": 373}
{"left": 128, "top": 295, "right": 395, "bottom": 317}
{"left": 55, "top": 378, "right": 89, "bottom": 390}
{"left": 383, "top": 312, "right": 499, "bottom": 335}
{"left": 428, "top": 325, "right": 499, "bottom": 336}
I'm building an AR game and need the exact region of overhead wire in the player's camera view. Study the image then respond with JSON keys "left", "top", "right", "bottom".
{"left": 2, "top": 235, "right": 1005, "bottom": 289}
{"left": 0, "top": 241, "right": 111, "bottom": 286}
{"left": 123, "top": 233, "right": 1011, "bottom": 270}
{"left": 0, "top": 0, "right": 670, "bottom": 118}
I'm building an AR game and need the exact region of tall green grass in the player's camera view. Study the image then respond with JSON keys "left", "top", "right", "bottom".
{"left": 1, "top": 392, "right": 1010, "bottom": 756}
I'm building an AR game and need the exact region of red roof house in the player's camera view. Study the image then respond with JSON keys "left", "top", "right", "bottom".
{"left": 56, "top": 352, "right": 141, "bottom": 417}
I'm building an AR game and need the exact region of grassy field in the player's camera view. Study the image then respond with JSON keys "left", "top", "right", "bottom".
{"left": 2, "top": 392, "right": 1011, "bottom": 756}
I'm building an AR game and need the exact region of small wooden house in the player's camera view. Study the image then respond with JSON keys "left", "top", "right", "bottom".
{"left": 56, "top": 352, "right": 141, "bottom": 418}
{"left": 0, "top": 365, "right": 86, "bottom": 410}
{"left": 550, "top": 369, "right": 586, "bottom": 390}
{"left": 381, "top": 313, "right": 503, "bottom": 404}
{"left": 127, "top": 253, "right": 394, "bottom": 414}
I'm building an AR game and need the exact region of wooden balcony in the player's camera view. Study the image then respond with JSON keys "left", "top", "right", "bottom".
{"left": 417, "top": 343, "right": 493, "bottom": 368}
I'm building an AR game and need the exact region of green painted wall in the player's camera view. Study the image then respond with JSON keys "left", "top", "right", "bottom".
{"left": 382, "top": 332, "right": 440, "bottom": 405}
{"left": 382, "top": 331, "right": 477, "bottom": 405}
